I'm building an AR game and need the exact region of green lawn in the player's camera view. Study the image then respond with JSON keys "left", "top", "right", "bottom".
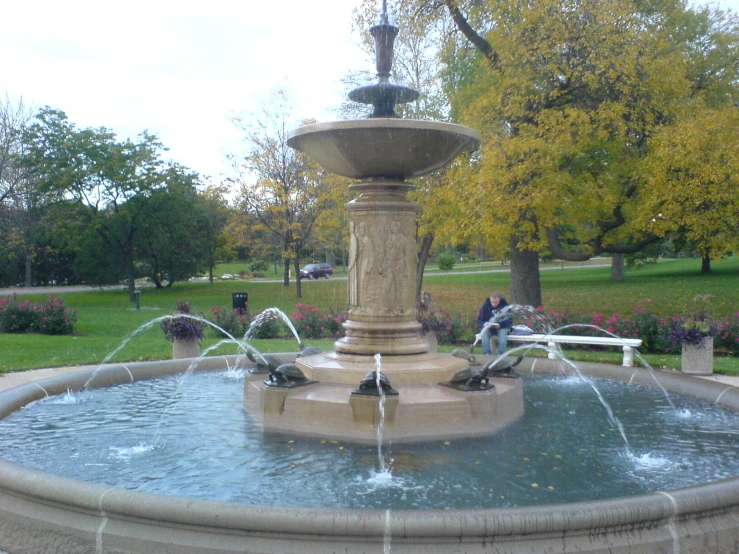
{"left": 1, "top": 256, "right": 737, "bottom": 374}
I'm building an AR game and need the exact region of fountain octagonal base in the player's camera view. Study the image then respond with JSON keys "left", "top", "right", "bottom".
{"left": 243, "top": 352, "right": 524, "bottom": 444}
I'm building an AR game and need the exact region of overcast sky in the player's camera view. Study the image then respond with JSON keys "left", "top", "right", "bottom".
{"left": 2, "top": 0, "right": 737, "bottom": 183}
{"left": 2, "top": 0, "right": 366, "bottom": 182}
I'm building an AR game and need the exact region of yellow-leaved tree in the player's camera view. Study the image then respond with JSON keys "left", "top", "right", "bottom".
{"left": 387, "top": 0, "right": 738, "bottom": 303}
{"left": 226, "top": 91, "right": 336, "bottom": 298}
{"left": 640, "top": 107, "right": 739, "bottom": 273}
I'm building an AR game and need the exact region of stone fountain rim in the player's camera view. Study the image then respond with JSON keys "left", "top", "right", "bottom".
{"left": 286, "top": 117, "right": 482, "bottom": 143}
{"left": 0, "top": 356, "right": 738, "bottom": 552}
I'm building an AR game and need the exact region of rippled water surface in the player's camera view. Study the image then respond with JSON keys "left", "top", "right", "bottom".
{"left": 1, "top": 371, "right": 738, "bottom": 509}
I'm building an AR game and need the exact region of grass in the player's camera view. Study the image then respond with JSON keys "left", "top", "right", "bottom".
{"left": 1, "top": 256, "right": 737, "bottom": 374}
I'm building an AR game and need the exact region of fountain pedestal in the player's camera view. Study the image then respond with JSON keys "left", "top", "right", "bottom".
{"left": 239, "top": 117, "right": 526, "bottom": 444}
{"left": 337, "top": 179, "right": 425, "bottom": 355}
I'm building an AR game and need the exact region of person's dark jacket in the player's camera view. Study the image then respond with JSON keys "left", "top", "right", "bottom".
{"left": 477, "top": 297, "right": 513, "bottom": 330}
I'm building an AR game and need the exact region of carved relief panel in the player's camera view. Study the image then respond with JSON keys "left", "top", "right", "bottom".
{"left": 348, "top": 211, "right": 416, "bottom": 318}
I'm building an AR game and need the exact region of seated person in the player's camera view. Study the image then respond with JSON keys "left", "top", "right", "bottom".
{"left": 476, "top": 292, "right": 513, "bottom": 356}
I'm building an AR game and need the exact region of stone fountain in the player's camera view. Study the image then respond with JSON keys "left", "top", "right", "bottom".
{"left": 0, "top": 4, "right": 738, "bottom": 553}
{"left": 243, "top": 3, "right": 524, "bottom": 443}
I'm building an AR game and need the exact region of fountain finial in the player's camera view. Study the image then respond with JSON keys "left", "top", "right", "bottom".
{"left": 348, "top": 0, "right": 420, "bottom": 117}
{"left": 379, "top": 0, "right": 389, "bottom": 24}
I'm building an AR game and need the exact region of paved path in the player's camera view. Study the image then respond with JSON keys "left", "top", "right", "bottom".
{"left": 0, "top": 263, "right": 614, "bottom": 296}
{"left": 0, "top": 284, "right": 127, "bottom": 296}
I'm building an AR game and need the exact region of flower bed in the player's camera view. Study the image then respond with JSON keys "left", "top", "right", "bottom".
{"left": 290, "top": 303, "right": 346, "bottom": 340}
{"left": 275, "top": 298, "right": 739, "bottom": 356}
{"left": 0, "top": 295, "right": 77, "bottom": 335}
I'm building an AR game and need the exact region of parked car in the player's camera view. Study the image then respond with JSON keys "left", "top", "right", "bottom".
{"left": 300, "top": 263, "right": 333, "bottom": 280}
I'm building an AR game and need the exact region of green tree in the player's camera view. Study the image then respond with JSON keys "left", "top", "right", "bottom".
{"left": 22, "top": 108, "right": 194, "bottom": 301}
{"left": 197, "top": 184, "right": 233, "bottom": 282}
{"left": 134, "top": 172, "right": 208, "bottom": 287}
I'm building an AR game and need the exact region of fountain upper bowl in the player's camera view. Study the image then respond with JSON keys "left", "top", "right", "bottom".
{"left": 287, "top": 119, "right": 481, "bottom": 180}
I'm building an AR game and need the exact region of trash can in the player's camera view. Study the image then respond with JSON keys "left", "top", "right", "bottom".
{"left": 232, "top": 292, "right": 248, "bottom": 313}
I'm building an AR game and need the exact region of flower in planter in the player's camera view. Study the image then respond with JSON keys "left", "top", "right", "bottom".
{"left": 161, "top": 300, "right": 206, "bottom": 343}
{"left": 668, "top": 295, "right": 718, "bottom": 348}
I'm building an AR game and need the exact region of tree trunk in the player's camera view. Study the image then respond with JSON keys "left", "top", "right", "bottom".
{"left": 509, "top": 235, "right": 542, "bottom": 308}
{"left": 294, "top": 257, "right": 302, "bottom": 299}
{"left": 611, "top": 253, "right": 625, "bottom": 281}
{"left": 126, "top": 263, "right": 137, "bottom": 302}
{"left": 24, "top": 256, "right": 32, "bottom": 287}
{"left": 283, "top": 258, "right": 290, "bottom": 286}
{"left": 701, "top": 255, "right": 712, "bottom": 274}
{"left": 415, "top": 233, "right": 434, "bottom": 300}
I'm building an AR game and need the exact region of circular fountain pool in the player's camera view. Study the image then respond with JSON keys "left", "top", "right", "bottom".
{"left": 2, "top": 370, "right": 738, "bottom": 511}
{"left": 0, "top": 357, "right": 738, "bottom": 554}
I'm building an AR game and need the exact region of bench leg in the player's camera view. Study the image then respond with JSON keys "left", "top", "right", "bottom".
{"left": 622, "top": 346, "right": 634, "bottom": 367}
{"left": 547, "top": 341, "right": 558, "bottom": 360}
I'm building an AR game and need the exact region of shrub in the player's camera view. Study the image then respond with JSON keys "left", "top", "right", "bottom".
{"left": 416, "top": 293, "right": 474, "bottom": 345}
{"left": 436, "top": 251, "right": 456, "bottom": 271}
{"left": 0, "top": 294, "right": 77, "bottom": 335}
{"left": 291, "top": 303, "right": 347, "bottom": 340}
{"left": 629, "top": 301, "right": 672, "bottom": 353}
{"left": 37, "top": 296, "right": 77, "bottom": 335}
{"left": 247, "top": 312, "right": 284, "bottom": 339}
{"left": 516, "top": 299, "right": 739, "bottom": 356}
{"left": 249, "top": 260, "right": 269, "bottom": 273}
{"left": 435, "top": 309, "right": 476, "bottom": 345}
{"left": 161, "top": 300, "right": 205, "bottom": 342}
{"left": 209, "top": 306, "right": 249, "bottom": 339}
{"left": 0, "top": 294, "right": 39, "bottom": 333}
{"left": 716, "top": 312, "right": 739, "bottom": 355}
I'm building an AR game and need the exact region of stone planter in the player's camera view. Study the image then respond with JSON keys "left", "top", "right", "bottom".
{"left": 681, "top": 337, "right": 713, "bottom": 375}
{"left": 424, "top": 331, "right": 438, "bottom": 353}
{"left": 173, "top": 338, "right": 200, "bottom": 359}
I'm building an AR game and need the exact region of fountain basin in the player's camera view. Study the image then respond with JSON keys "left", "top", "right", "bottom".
{"left": 1, "top": 357, "right": 738, "bottom": 553}
{"left": 286, "top": 119, "right": 481, "bottom": 179}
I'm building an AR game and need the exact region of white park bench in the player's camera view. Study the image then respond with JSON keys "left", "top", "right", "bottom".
{"left": 506, "top": 334, "right": 643, "bottom": 367}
